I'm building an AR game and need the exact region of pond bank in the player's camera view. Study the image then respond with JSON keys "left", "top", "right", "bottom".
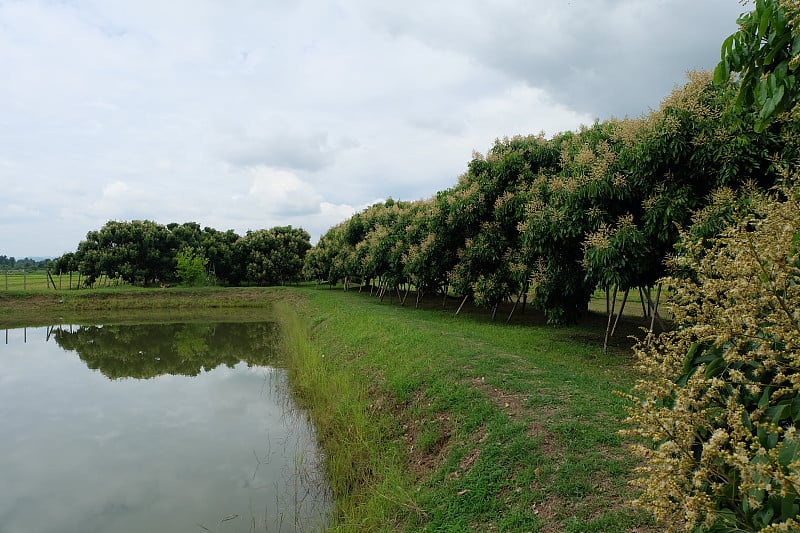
{"left": 1, "top": 286, "right": 657, "bottom": 531}
{"left": 282, "top": 287, "right": 656, "bottom": 531}
{"left": 0, "top": 286, "right": 288, "bottom": 327}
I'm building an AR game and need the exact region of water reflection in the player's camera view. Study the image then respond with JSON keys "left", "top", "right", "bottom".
{"left": 0, "top": 323, "right": 330, "bottom": 533}
{"left": 50, "top": 322, "right": 282, "bottom": 379}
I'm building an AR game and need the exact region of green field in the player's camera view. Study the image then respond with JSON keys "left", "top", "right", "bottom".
{"left": 1, "top": 270, "right": 50, "bottom": 290}
{"left": 0, "top": 270, "right": 90, "bottom": 291}
{"left": 0, "top": 286, "right": 658, "bottom": 531}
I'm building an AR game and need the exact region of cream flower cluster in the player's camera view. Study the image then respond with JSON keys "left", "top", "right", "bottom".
{"left": 622, "top": 185, "right": 800, "bottom": 531}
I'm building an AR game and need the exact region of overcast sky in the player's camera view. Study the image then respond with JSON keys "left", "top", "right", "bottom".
{"left": 1, "top": 0, "right": 748, "bottom": 258}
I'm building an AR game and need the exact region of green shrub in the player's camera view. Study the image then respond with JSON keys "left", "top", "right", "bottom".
{"left": 175, "top": 247, "right": 208, "bottom": 286}
{"left": 622, "top": 185, "right": 800, "bottom": 532}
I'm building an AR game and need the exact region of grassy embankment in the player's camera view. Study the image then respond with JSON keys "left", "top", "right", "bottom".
{"left": 0, "top": 286, "right": 286, "bottom": 327}
{"left": 1, "top": 286, "right": 658, "bottom": 532}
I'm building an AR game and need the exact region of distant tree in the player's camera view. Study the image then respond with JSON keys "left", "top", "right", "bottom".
{"left": 52, "top": 252, "right": 77, "bottom": 274}
{"left": 264, "top": 225, "right": 311, "bottom": 285}
{"left": 358, "top": 199, "right": 413, "bottom": 296}
{"left": 239, "top": 226, "right": 311, "bottom": 286}
{"left": 8, "top": 257, "right": 46, "bottom": 270}
{"left": 303, "top": 223, "right": 345, "bottom": 286}
{"left": 62, "top": 220, "right": 313, "bottom": 288}
{"left": 519, "top": 124, "right": 621, "bottom": 324}
{"left": 402, "top": 199, "right": 450, "bottom": 304}
{"left": 200, "top": 227, "right": 241, "bottom": 284}
{"left": 450, "top": 135, "right": 556, "bottom": 318}
{"left": 0, "top": 255, "right": 17, "bottom": 268}
{"left": 73, "top": 220, "right": 173, "bottom": 285}
{"left": 167, "top": 222, "right": 203, "bottom": 251}
{"left": 73, "top": 230, "right": 104, "bottom": 285}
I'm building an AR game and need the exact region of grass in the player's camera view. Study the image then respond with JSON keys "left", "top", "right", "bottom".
{"left": 1, "top": 270, "right": 52, "bottom": 290}
{"left": 281, "top": 286, "right": 659, "bottom": 532}
{"left": 0, "top": 286, "right": 294, "bottom": 327}
{"left": 0, "top": 284, "right": 660, "bottom": 532}
{"left": 1, "top": 270, "right": 161, "bottom": 291}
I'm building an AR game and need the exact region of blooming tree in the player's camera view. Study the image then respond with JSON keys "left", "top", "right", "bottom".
{"left": 622, "top": 185, "right": 800, "bottom": 531}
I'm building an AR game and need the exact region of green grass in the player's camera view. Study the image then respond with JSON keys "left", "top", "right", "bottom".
{"left": 0, "top": 286, "right": 287, "bottom": 328}
{"left": 282, "top": 286, "right": 658, "bottom": 532}
{"left": 0, "top": 270, "right": 138, "bottom": 291}
{"left": 1, "top": 285, "right": 659, "bottom": 531}
{"left": 0, "top": 270, "right": 113, "bottom": 290}
{"left": 1, "top": 270, "right": 52, "bottom": 290}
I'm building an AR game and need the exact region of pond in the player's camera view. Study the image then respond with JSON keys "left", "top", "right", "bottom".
{"left": 0, "top": 322, "right": 330, "bottom": 533}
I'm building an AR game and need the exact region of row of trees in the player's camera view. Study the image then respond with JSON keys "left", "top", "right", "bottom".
{"left": 53, "top": 221, "right": 311, "bottom": 287}
{"left": 304, "top": 70, "right": 799, "bottom": 324}
{"left": 0, "top": 255, "right": 53, "bottom": 270}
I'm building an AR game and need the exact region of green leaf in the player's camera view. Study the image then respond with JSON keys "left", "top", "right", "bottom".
{"left": 759, "top": 504, "right": 775, "bottom": 526}
{"left": 758, "top": 6, "right": 771, "bottom": 38}
{"left": 684, "top": 342, "right": 701, "bottom": 372}
{"left": 769, "top": 431, "right": 779, "bottom": 449}
{"left": 781, "top": 495, "right": 799, "bottom": 521}
{"left": 765, "top": 403, "right": 788, "bottom": 423}
{"left": 758, "top": 425, "right": 769, "bottom": 447}
{"left": 720, "top": 33, "right": 735, "bottom": 60}
{"left": 756, "top": 79, "right": 769, "bottom": 106}
{"left": 759, "top": 83, "right": 783, "bottom": 123}
{"left": 742, "top": 409, "right": 753, "bottom": 431}
{"left": 714, "top": 60, "right": 731, "bottom": 85}
{"left": 791, "top": 396, "right": 800, "bottom": 419}
{"left": 755, "top": 0, "right": 767, "bottom": 21}
{"left": 765, "top": 34, "right": 791, "bottom": 64}
{"left": 779, "top": 439, "right": 799, "bottom": 468}
{"left": 704, "top": 356, "right": 726, "bottom": 378}
{"left": 772, "top": 83, "right": 785, "bottom": 107}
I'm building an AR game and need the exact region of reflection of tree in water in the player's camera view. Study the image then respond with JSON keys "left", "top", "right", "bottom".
{"left": 52, "top": 322, "right": 282, "bottom": 380}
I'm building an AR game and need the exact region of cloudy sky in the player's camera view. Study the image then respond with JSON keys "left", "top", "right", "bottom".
{"left": 1, "top": 0, "right": 748, "bottom": 258}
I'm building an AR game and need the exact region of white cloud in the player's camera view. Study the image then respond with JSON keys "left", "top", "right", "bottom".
{"left": 464, "top": 82, "right": 593, "bottom": 142}
{"left": 221, "top": 127, "right": 354, "bottom": 172}
{"left": 285, "top": 201, "right": 362, "bottom": 244}
{"left": 246, "top": 166, "right": 323, "bottom": 216}
{"left": 357, "top": 0, "right": 745, "bottom": 117}
{"left": 0, "top": 0, "right": 748, "bottom": 257}
{"left": 96, "top": 181, "right": 152, "bottom": 216}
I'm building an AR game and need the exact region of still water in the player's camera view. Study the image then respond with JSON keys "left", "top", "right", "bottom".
{"left": 0, "top": 323, "right": 330, "bottom": 533}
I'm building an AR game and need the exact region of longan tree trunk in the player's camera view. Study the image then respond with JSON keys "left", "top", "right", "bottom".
{"left": 648, "top": 283, "right": 663, "bottom": 338}
{"left": 610, "top": 288, "right": 629, "bottom": 338}
{"left": 639, "top": 286, "right": 648, "bottom": 318}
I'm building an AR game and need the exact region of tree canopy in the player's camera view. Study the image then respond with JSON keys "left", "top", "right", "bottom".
{"left": 54, "top": 221, "right": 312, "bottom": 288}
{"left": 305, "top": 68, "right": 798, "bottom": 324}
